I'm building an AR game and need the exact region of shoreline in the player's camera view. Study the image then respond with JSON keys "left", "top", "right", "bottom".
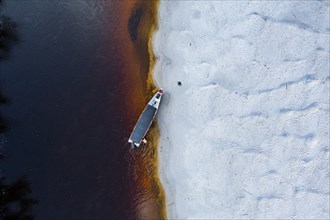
{"left": 124, "top": 0, "right": 167, "bottom": 219}
{"left": 153, "top": 1, "right": 177, "bottom": 217}
{"left": 105, "top": 0, "right": 166, "bottom": 218}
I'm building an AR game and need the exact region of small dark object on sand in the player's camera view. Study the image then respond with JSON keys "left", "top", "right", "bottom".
{"left": 177, "top": 81, "right": 182, "bottom": 86}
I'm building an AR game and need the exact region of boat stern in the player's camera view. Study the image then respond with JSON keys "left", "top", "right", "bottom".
{"left": 128, "top": 138, "right": 140, "bottom": 148}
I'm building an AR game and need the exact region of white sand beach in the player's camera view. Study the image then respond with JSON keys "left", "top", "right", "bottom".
{"left": 153, "top": 1, "right": 329, "bottom": 219}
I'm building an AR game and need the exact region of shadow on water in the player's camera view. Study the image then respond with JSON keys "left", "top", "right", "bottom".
{"left": 0, "top": 0, "right": 38, "bottom": 219}
{"left": 0, "top": 176, "right": 38, "bottom": 220}
{"left": 0, "top": 89, "right": 9, "bottom": 135}
{"left": 0, "top": 0, "right": 18, "bottom": 61}
{"left": 128, "top": 6, "right": 143, "bottom": 42}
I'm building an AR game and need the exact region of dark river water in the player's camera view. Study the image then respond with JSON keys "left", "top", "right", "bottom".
{"left": 0, "top": 1, "right": 163, "bottom": 219}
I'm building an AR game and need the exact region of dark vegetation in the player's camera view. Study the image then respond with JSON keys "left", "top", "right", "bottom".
{"left": 0, "top": 177, "right": 37, "bottom": 220}
{"left": 0, "top": 1, "right": 38, "bottom": 219}
{"left": 0, "top": 0, "right": 18, "bottom": 61}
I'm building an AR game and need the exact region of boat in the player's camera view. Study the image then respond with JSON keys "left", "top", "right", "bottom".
{"left": 128, "top": 88, "right": 164, "bottom": 148}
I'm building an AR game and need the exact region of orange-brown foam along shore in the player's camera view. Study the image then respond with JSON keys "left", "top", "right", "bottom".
{"left": 103, "top": 0, "right": 166, "bottom": 219}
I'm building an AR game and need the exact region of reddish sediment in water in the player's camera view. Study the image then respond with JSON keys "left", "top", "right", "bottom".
{"left": 104, "top": 0, "right": 166, "bottom": 219}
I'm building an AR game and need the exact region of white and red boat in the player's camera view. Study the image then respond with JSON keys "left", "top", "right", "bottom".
{"left": 128, "top": 89, "right": 164, "bottom": 148}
